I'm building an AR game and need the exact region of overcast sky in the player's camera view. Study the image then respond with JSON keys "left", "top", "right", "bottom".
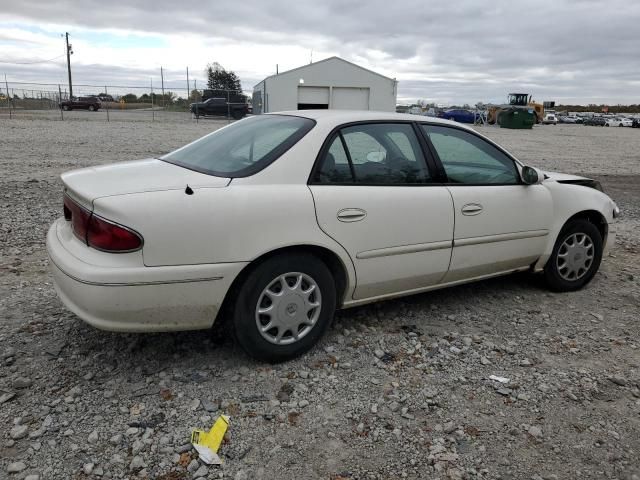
{"left": 1, "top": 0, "right": 639, "bottom": 105}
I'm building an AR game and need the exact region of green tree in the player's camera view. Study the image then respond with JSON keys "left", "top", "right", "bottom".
{"left": 205, "top": 62, "right": 242, "bottom": 92}
{"left": 121, "top": 93, "right": 138, "bottom": 102}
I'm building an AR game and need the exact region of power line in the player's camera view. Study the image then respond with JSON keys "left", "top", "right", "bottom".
{"left": 0, "top": 54, "right": 66, "bottom": 65}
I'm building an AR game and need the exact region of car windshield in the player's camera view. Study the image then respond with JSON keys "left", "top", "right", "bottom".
{"left": 161, "top": 115, "right": 315, "bottom": 177}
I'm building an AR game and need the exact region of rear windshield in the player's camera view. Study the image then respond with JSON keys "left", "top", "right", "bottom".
{"left": 161, "top": 115, "right": 315, "bottom": 177}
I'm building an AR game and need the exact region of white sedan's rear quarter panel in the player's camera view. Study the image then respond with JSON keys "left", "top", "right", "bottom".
{"left": 47, "top": 219, "right": 246, "bottom": 332}
{"left": 93, "top": 185, "right": 351, "bottom": 269}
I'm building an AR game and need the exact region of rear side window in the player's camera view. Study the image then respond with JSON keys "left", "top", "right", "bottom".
{"left": 313, "top": 123, "right": 431, "bottom": 185}
{"left": 161, "top": 115, "right": 315, "bottom": 177}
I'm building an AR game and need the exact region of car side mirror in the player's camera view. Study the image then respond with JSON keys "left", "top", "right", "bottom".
{"left": 521, "top": 166, "right": 544, "bottom": 185}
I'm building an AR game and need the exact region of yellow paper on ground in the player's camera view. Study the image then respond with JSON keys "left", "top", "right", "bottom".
{"left": 191, "top": 415, "right": 230, "bottom": 465}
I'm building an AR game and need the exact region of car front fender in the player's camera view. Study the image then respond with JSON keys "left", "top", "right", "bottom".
{"left": 533, "top": 181, "right": 617, "bottom": 271}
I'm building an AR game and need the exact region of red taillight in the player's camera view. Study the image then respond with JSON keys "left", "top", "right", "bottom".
{"left": 64, "top": 194, "right": 90, "bottom": 241}
{"left": 87, "top": 215, "right": 143, "bottom": 252}
{"left": 63, "top": 194, "right": 143, "bottom": 252}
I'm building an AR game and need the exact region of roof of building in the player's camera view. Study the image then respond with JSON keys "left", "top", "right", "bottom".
{"left": 253, "top": 56, "right": 396, "bottom": 89}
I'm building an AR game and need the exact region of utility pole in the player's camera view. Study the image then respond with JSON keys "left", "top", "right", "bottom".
{"left": 160, "top": 66, "right": 165, "bottom": 107}
{"left": 65, "top": 32, "right": 73, "bottom": 99}
{"left": 186, "top": 67, "right": 190, "bottom": 102}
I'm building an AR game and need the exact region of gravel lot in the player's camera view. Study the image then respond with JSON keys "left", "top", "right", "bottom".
{"left": 1, "top": 113, "right": 639, "bottom": 480}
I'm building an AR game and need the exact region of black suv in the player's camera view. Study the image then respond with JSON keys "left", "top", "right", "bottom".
{"left": 59, "top": 96, "right": 102, "bottom": 111}
{"left": 190, "top": 97, "right": 248, "bottom": 119}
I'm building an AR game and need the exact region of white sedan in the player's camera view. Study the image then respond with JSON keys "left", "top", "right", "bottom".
{"left": 47, "top": 111, "right": 619, "bottom": 361}
{"left": 605, "top": 117, "right": 633, "bottom": 127}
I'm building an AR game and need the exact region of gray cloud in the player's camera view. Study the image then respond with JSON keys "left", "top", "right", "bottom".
{"left": 2, "top": 0, "right": 639, "bottom": 104}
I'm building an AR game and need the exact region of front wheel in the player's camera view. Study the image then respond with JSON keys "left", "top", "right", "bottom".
{"left": 544, "top": 219, "right": 603, "bottom": 292}
{"left": 231, "top": 254, "right": 336, "bottom": 362}
{"left": 88, "top": 105, "right": 95, "bottom": 111}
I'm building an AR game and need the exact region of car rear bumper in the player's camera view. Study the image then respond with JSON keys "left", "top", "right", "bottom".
{"left": 47, "top": 219, "right": 247, "bottom": 332}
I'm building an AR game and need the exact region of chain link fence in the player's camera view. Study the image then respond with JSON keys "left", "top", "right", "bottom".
{"left": 0, "top": 80, "right": 247, "bottom": 123}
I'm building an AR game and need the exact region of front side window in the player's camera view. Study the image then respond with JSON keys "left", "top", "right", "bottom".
{"left": 161, "top": 115, "right": 315, "bottom": 177}
{"left": 314, "top": 123, "right": 431, "bottom": 184}
{"left": 421, "top": 125, "right": 519, "bottom": 185}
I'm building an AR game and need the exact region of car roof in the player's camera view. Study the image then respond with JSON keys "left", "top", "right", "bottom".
{"left": 270, "top": 109, "right": 473, "bottom": 131}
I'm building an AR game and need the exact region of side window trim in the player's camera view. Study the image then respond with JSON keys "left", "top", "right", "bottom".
{"left": 411, "top": 122, "right": 447, "bottom": 182}
{"left": 418, "top": 123, "right": 523, "bottom": 186}
{"left": 308, "top": 120, "right": 440, "bottom": 186}
{"left": 338, "top": 131, "right": 357, "bottom": 182}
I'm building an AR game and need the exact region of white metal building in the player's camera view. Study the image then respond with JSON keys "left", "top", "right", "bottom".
{"left": 253, "top": 57, "right": 397, "bottom": 114}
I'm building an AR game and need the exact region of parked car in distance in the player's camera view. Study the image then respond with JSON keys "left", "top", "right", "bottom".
{"left": 437, "top": 109, "right": 476, "bottom": 124}
{"left": 542, "top": 113, "right": 557, "bottom": 125}
{"left": 190, "top": 97, "right": 248, "bottom": 119}
{"left": 47, "top": 111, "right": 619, "bottom": 361}
{"left": 605, "top": 117, "right": 633, "bottom": 127}
{"left": 97, "top": 93, "right": 115, "bottom": 102}
{"left": 558, "top": 116, "right": 578, "bottom": 124}
{"left": 584, "top": 116, "right": 606, "bottom": 126}
{"left": 632, "top": 118, "right": 640, "bottom": 128}
{"left": 59, "top": 96, "right": 101, "bottom": 111}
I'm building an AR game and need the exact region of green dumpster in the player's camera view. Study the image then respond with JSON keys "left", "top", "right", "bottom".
{"left": 497, "top": 107, "right": 536, "bottom": 129}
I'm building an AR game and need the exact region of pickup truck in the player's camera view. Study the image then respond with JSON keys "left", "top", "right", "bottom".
{"left": 59, "top": 96, "right": 102, "bottom": 111}
{"left": 190, "top": 97, "right": 248, "bottom": 119}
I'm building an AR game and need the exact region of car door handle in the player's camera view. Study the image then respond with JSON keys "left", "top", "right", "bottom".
{"left": 337, "top": 208, "right": 367, "bottom": 222}
{"left": 461, "top": 203, "right": 483, "bottom": 216}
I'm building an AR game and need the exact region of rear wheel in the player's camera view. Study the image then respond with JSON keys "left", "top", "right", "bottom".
{"left": 231, "top": 254, "right": 336, "bottom": 362}
{"left": 88, "top": 105, "right": 95, "bottom": 111}
{"left": 544, "top": 219, "right": 603, "bottom": 292}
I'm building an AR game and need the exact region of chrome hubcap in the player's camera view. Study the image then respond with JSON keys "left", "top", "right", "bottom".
{"left": 556, "top": 232, "right": 594, "bottom": 281}
{"left": 255, "top": 272, "right": 322, "bottom": 345}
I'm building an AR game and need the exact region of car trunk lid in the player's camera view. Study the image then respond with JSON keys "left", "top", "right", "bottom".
{"left": 61, "top": 158, "right": 230, "bottom": 206}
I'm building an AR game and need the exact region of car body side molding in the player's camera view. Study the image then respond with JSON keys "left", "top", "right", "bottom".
{"left": 356, "top": 240, "right": 453, "bottom": 259}
{"left": 454, "top": 229, "right": 549, "bottom": 247}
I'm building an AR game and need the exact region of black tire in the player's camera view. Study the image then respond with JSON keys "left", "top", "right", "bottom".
{"left": 88, "top": 105, "right": 95, "bottom": 111}
{"left": 231, "top": 253, "right": 336, "bottom": 362}
{"left": 231, "top": 109, "right": 244, "bottom": 120}
{"left": 63, "top": 105, "right": 71, "bottom": 111}
{"left": 543, "top": 219, "right": 603, "bottom": 292}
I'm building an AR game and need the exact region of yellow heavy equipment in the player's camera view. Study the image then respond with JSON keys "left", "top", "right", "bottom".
{"left": 488, "top": 93, "right": 552, "bottom": 128}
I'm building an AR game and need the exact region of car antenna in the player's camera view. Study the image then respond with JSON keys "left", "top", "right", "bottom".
{"left": 185, "top": 185, "right": 194, "bottom": 195}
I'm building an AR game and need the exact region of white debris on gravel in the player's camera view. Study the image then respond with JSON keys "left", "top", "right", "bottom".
{"left": 0, "top": 115, "right": 639, "bottom": 479}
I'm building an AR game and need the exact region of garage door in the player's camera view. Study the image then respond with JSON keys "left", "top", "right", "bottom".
{"left": 332, "top": 87, "right": 370, "bottom": 110}
{"left": 298, "top": 86, "right": 329, "bottom": 110}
